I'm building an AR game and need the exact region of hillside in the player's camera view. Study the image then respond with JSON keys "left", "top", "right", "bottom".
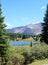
{"left": 7, "top": 23, "right": 42, "bottom": 35}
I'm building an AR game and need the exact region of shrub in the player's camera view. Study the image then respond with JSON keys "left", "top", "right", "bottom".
{"left": 7, "top": 61, "right": 13, "bottom": 65}
{"left": 30, "top": 43, "right": 48, "bottom": 60}
{"left": 8, "top": 43, "right": 48, "bottom": 65}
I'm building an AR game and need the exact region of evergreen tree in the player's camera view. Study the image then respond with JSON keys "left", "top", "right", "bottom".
{"left": 0, "top": 2, "right": 9, "bottom": 65}
{"left": 41, "top": 4, "right": 48, "bottom": 44}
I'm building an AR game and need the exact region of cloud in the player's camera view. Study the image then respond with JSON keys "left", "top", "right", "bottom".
{"left": 6, "top": 23, "right": 13, "bottom": 29}
{"left": 41, "top": 6, "right": 45, "bottom": 10}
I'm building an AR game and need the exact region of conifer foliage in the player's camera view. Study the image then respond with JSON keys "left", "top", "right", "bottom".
{"left": 41, "top": 4, "right": 48, "bottom": 44}
{"left": 0, "top": 2, "right": 9, "bottom": 65}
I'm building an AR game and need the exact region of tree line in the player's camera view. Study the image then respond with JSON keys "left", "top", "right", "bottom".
{"left": 6, "top": 33, "right": 32, "bottom": 41}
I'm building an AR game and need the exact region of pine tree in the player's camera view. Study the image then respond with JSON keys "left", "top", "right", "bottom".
{"left": 41, "top": 4, "right": 48, "bottom": 44}
{"left": 0, "top": 2, "right": 9, "bottom": 65}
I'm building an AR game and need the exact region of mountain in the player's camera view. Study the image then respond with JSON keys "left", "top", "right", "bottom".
{"left": 26, "top": 23, "right": 42, "bottom": 35}
{"left": 23, "top": 28, "right": 35, "bottom": 35}
{"left": 7, "top": 23, "right": 42, "bottom": 35}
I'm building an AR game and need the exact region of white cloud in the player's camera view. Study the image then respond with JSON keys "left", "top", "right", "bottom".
{"left": 32, "top": 21, "right": 40, "bottom": 24}
{"left": 41, "top": 6, "right": 45, "bottom": 10}
{"left": 5, "top": 23, "right": 13, "bottom": 29}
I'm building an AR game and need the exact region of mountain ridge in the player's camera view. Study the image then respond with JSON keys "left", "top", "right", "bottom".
{"left": 7, "top": 23, "right": 42, "bottom": 35}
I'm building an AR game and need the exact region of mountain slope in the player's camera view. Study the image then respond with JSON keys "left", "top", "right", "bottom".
{"left": 22, "top": 28, "right": 35, "bottom": 35}
{"left": 7, "top": 23, "right": 42, "bottom": 35}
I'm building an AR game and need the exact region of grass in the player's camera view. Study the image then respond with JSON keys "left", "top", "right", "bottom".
{"left": 21, "top": 37, "right": 35, "bottom": 42}
{"left": 13, "top": 37, "right": 35, "bottom": 42}
{"left": 28, "top": 59, "right": 48, "bottom": 65}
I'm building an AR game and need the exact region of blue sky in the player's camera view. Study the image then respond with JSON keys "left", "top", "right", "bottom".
{"left": 1, "top": 0, "right": 48, "bottom": 28}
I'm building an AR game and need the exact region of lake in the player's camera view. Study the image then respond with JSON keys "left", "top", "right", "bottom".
{"left": 10, "top": 41, "right": 39, "bottom": 46}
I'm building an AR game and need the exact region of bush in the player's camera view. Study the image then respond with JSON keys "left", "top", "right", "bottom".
{"left": 7, "top": 61, "right": 13, "bottom": 65}
{"left": 8, "top": 43, "right": 48, "bottom": 65}
{"left": 30, "top": 43, "right": 48, "bottom": 60}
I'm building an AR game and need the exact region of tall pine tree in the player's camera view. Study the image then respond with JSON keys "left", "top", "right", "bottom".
{"left": 0, "top": 1, "right": 9, "bottom": 65}
{"left": 41, "top": 4, "right": 48, "bottom": 44}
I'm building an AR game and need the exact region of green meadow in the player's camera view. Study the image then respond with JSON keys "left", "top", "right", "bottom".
{"left": 28, "top": 59, "right": 48, "bottom": 65}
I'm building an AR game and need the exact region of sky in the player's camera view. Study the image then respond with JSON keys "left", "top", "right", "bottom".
{"left": 1, "top": 0, "right": 48, "bottom": 28}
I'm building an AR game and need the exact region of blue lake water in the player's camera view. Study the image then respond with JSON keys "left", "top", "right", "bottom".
{"left": 10, "top": 41, "right": 39, "bottom": 46}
